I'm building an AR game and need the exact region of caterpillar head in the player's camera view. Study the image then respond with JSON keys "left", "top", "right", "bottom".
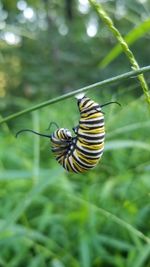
{"left": 52, "top": 128, "right": 72, "bottom": 140}
{"left": 75, "top": 94, "right": 101, "bottom": 113}
{"left": 51, "top": 128, "right": 72, "bottom": 154}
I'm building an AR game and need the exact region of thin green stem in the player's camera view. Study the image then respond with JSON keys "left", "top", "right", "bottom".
{"left": 0, "top": 65, "right": 150, "bottom": 125}
{"left": 89, "top": 0, "right": 150, "bottom": 105}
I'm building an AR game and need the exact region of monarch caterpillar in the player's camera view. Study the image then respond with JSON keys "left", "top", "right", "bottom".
{"left": 16, "top": 95, "right": 120, "bottom": 173}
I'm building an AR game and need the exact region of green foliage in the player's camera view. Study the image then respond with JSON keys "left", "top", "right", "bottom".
{"left": 99, "top": 18, "right": 150, "bottom": 68}
{"left": 0, "top": 0, "right": 150, "bottom": 266}
{"left": 0, "top": 96, "right": 150, "bottom": 266}
{"left": 89, "top": 0, "right": 150, "bottom": 105}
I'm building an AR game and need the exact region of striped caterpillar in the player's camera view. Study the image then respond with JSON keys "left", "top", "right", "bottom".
{"left": 16, "top": 94, "right": 119, "bottom": 173}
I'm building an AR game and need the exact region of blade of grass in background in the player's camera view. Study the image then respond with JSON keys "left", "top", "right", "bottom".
{"left": 99, "top": 19, "right": 150, "bottom": 68}
{"left": 0, "top": 168, "right": 64, "bottom": 232}
{"left": 107, "top": 120, "right": 150, "bottom": 138}
{"left": 68, "top": 194, "right": 150, "bottom": 244}
{"left": 80, "top": 234, "right": 91, "bottom": 267}
{"left": 132, "top": 244, "right": 150, "bottom": 267}
{"left": 0, "top": 170, "right": 50, "bottom": 180}
{"left": 105, "top": 140, "right": 150, "bottom": 151}
{"left": 89, "top": 0, "right": 150, "bottom": 105}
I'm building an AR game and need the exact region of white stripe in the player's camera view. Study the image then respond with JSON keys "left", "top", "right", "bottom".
{"left": 80, "top": 117, "right": 104, "bottom": 122}
{"left": 80, "top": 122, "right": 104, "bottom": 127}
{"left": 78, "top": 131, "right": 105, "bottom": 138}
{"left": 67, "top": 155, "right": 78, "bottom": 172}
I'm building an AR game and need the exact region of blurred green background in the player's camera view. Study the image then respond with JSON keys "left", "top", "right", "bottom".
{"left": 0, "top": 0, "right": 150, "bottom": 266}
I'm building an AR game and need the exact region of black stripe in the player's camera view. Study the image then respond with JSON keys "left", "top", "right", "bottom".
{"left": 71, "top": 155, "right": 86, "bottom": 172}
{"left": 81, "top": 111, "right": 101, "bottom": 118}
{"left": 77, "top": 139, "right": 104, "bottom": 148}
{"left": 56, "top": 131, "right": 60, "bottom": 139}
{"left": 66, "top": 156, "right": 78, "bottom": 173}
{"left": 76, "top": 145, "right": 103, "bottom": 157}
{"left": 51, "top": 136, "right": 71, "bottom": 145}
{"left": 78, "top": 133, "right": 105, "bottom": 141}
{"left": 77, "top": 154, "right": 97, "bottom": 165}
{"left": 80, "top": 118, "right": 104, "bottom": 124}
{"left": 79, "top": 119, "right": 104, "bottom": 125}
{"left": 81, "top": 99, "right": 91, "bottom": 108}
{"left": 62, "top": 156, "right": 67, "bottom": 170}
{"left": 72, "top": 153, "right": 90, "bottom": 170}
{"left": 80, "top": 105, "right": 100, "bottom": 114}
{"left": 56, "top": 154, "right": 64, "bottom": 162}
{"left": 52, "top": 147, "right": 67, "bottom": 153}
{"left": 77, "top": 150, "right": 101, "bottom": 160}
{"left": 79, "top": 125, "right": 104, "bottom": 131}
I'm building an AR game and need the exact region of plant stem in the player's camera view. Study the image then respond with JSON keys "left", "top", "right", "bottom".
{"left": 89, "top": 0, "right": 150, "bottom": 105}
{"left": 0, "top": 65, "right": 150, "bottom": 125}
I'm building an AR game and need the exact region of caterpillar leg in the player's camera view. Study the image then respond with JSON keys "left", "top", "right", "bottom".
{"left": 72, "top": 126, "right": 79, "bottom": 134}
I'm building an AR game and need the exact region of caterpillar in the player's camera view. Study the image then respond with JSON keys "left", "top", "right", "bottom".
{"left": 16, "top": 94, "right": 120, "bottom": 173}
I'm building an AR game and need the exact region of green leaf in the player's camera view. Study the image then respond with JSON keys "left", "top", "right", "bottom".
{"left": 131, "top": 244, "right": 150, "bottom": 267}
{"left": 100, "top": 19, "right": 150, "bottom": 68}
{"left": 80, "top": 234, "right": 91, "bottom": 267}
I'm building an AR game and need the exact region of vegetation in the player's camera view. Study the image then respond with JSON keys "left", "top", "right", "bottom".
{"left": 0, "top": 0, "right": 150, "bottom": 266}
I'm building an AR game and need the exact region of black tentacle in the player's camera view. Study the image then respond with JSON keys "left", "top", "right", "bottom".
{"left": 46, "top": 121, "right": 59, "bottom": 131}
{"left": 101, "top": 101, "right": 121, "bottom": 108}
{"left": 16, "top": 129, "right": 51, "bottom": 139}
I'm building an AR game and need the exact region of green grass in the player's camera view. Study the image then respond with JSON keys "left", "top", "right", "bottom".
{"left": 0, "top": 92, "right": 150, "bottom": 267}
{"left": 1, "top": 0, "right": 150, "bottom": 265}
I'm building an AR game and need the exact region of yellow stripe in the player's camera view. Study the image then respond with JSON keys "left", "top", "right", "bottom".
{"left": 78, "top": 126, "right": 104, "bottom": 134}
{"left": 81, "top": 112, "right": 103, "bottom": 119}
{"left": 78, "top": 151, "right": 99, "bottom": 165}
{"left": 65, "top": 158, "right": 73, "bottom": 172}
{"left": 79, "top": 127, "right": 105, "bottom": 134}
{"left": 77, "top": 140, "right": 104, "bottom": 150}
{"left": 72, "top": 157, "right": 85, "bottom": 173}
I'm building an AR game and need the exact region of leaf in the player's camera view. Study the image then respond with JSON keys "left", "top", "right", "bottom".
{"left": 99, "top": 19, "right": 150, "bottom": 68}
{"left": 98, "top": 234, "right": 134, "bottom": 251}
{"left": 132, "top": 244, "right": 150, "bottom": 267}
{"left": 80, "top": 234, "right": 91, "bottom": 267}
